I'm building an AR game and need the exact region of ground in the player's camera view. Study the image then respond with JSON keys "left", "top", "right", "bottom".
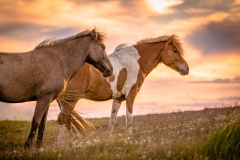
{"left": 0, "top": 106, "right": 240, "bottom": 160}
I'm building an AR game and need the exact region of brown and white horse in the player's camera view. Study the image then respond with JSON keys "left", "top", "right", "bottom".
{"left": 0, "top": 29, "right": 112, "bottom": 149}
{"left": 57, "top": 35, "right": 189, "bottom": 144}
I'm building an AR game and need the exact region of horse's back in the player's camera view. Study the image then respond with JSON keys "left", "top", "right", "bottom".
{"left": 0, "top": 50, "right": 65, "bottom": 102}
{"left": 114, "top": 43, "right": 133, "bottom": 52}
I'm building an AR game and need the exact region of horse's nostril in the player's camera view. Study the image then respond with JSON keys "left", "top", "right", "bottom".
{"left": 107, "top": 69, "right": 112, "bottom": 75}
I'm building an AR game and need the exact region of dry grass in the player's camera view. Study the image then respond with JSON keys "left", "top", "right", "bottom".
{"left": 0, "top": 106, "right": 240, "bottom": 160}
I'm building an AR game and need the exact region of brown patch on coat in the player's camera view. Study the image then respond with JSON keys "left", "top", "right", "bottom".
{"left": 116, "top": 68, "right": 127, "bottom": 91}
{"left": 108, "top": 74, "right": 115, "bottom": 82}
{"left": 126, "top": 69, "right": 145, "bottom": 114}
{"left": 134, "top": 42, "right": 165, "bottom": 76}
{"left": 112, "top": 109, "right": 117, "bottom": 113}
{"left": 116, "top": 94, "right": 126, "bottom": 101}
{"left": 58, "top": 113, "right": 68, "bottom": 125}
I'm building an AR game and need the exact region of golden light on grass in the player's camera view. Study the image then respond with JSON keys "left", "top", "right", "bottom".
{"left": 0, "top": 106, "right": 240, "bottom": 159}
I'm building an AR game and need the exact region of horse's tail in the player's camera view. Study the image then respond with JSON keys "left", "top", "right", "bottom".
{"left": 57, "top": 98, "right": 95, "bottom": 137}
{"left": 65, "top": 109, "right": 95, "bottom": 137}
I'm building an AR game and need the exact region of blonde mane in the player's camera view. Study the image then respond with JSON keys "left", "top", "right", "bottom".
{"left": 136, "top": 35, "right": 184, "bottom": 55}
{"left": 35, "top": 29, "right": 106, "bottom": 49}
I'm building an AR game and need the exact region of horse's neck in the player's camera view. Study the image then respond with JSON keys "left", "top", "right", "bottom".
{"left": 51, "top": 38, "right": 90, "bottom": 80}
{"left": 134, "top": 42, "right": 164, "bottom": 77}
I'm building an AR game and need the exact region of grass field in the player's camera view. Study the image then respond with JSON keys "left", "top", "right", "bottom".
{"left": 0, "top": 106, "right": 240, "bottom": 160}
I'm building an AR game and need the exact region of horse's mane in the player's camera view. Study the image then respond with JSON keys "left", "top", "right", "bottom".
{"left": 35, "top": 29, "right": 106, "bottom": 49}
{"left": 136, "top": 35, "right": 184, "bottom": 55}
{"left": 114, "top": 43, "right": 133, "bottom": 52}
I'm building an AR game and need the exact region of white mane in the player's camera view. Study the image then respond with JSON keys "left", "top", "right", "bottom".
{"left": 114, "top": 43, "right": 133, "bottom": 52}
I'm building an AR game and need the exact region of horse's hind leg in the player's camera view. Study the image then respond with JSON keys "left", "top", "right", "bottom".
{"left": 57, "top": 99, "right": 78, "bottom": 146}
{"left": 106, "top": 100, "right": 122, "bottom": 137}
{"left": 57, "top": 112, "right": 68, "bottom": 147}
{"left": 36, "top": 106, "right": 49, "bottom": 148}
{"left": 57, "top": 99, "right": 69, "bottom": 147}
{"left": 58, "top": 123, "right": 66, "bottom": 147}
{"left": 24, "top": 94, "right": 53, "bottom": 150}
{"left": 66, "top": 117, "right": 74, "bottom": 147}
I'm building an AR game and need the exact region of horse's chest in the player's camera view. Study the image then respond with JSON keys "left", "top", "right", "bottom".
{"left": 108, "top": 49, "right": 140, "bottom": 99}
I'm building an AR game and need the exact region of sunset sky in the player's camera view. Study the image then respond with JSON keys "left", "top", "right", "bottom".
{"left": 0, "top": 0, "right": 240, "bottom": 120}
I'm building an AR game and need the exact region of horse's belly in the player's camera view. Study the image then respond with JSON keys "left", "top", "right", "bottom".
{"left": 111, "top": 90, "right": 124, "bottom": 99}
{"left": 83, "top": 89, "right": 112, "bottom": 101}
{"left": 0, "top": 91, "right": 36, "bottom": 103}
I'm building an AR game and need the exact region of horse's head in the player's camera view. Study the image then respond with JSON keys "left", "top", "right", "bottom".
{"left": 161, "top": 35, "right": 189, "bottom": 75}
{"left": 86, "top": 29, "right": 113, "bottom": 77}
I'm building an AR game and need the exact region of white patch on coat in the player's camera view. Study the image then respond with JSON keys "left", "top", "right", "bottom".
{"left": 107, "top": 100, "right": 121, "bottom": 136}
{"left": 126, "top": 109, "right": 133, "bottom": 133}
{"left": 108, "top": 44, "right": 140, "bottom": 98}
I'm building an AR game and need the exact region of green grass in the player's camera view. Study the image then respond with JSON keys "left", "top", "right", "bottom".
{"left": 0, "top": 106, "right": 240, "bottom": 160}
{"left": 198, "top": 118, "right": 240, "bottom": 159}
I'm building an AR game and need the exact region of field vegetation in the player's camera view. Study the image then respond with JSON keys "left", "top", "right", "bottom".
{"left": 0, "top": 105, "right": 240, "bottom": 160}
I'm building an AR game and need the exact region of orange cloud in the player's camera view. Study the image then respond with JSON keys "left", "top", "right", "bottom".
{"left": 0, "top": 0, "right": 239, "bottom": 119}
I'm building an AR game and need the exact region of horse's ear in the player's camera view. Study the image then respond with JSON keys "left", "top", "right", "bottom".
{"left": 91, "top": 29, "right": 98, "bottom": 40}
{"left": 164, "top": 34, "right": 174, "bottom": 49}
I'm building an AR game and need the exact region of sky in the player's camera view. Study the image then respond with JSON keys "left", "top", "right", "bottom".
{"left": 0, "top": 0, "right": 240, "bottom": 120}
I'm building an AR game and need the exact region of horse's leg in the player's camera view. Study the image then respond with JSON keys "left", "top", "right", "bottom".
{"left": 57, "top": 112, "right": 74, "bottom": 147}
{"left": 24, "top": 94, "right": 53, "bottom": 150}
{"left": 57, "top": 99, "right": 65, "bottom": 147}
{"left": 36, "top": 106, "right": 49, "bottom": 148}
{"left": 107, "top": 99, "right": 122, "bottom": 137}
{"left": 126, "top": 85, "right": 138, "bottom": 134}
{"left": 58, "top": 122, "right": 66, "bottom": 147}
{"left": 66, "top": 117, "right": 74, "bottom": 147}
{"left": 57, "top": 99, "right": 77, "bottom": 147}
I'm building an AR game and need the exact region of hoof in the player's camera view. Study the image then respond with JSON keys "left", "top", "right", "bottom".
{"left": 24, "top": 142, "right": 31, "bottom": 151}
{"left": 127, "top": 129, "right": 133, "bottom": 135}
{"left": 105, "top": 129, "right": 113, "bottom": 139}
{"left": 36, "top": 140, "right": 43, "bottom": 148}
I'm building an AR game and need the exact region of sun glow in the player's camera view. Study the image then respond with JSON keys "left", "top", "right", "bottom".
{"left": 147, "top": 0, "right": 184, "bottom": 13}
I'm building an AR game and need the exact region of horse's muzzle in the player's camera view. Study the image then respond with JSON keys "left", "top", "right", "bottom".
{"left": 103, "top": 69, "right": 112, "bottom": 77}
{"left": 180, "top": 67, "right": 189, "bottom": 76}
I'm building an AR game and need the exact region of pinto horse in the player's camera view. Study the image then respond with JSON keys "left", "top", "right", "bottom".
{"left": 57, "top": 34, "right": 189, "bottom": 143}
{"left": 0, "top": 29, "right": 113, "bottom": 149}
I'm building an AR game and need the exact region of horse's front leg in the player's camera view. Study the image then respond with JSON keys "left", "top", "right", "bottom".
{"left": 126, "top": 85, "right": 138, "bottom": 134}
{"left": 36, "top": 106, "right": 49, "bottom": 148}
{"left": 24, "top": 94, "right": 53, "bottom": 150}
{"left": 106, "top": 99, "right": 122, "bottom": 137}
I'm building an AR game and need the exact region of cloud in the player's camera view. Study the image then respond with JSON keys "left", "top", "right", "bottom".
{"left": 149, "top": 0, "right": 234, "bottom": 23}
{"left": 184, "top": 7, "right": 212, "bottom": 14}
{"left": 69, "top": 0, "right": 137, "bottom": 5}
{"left": 0, "top": 22, "right": 79, "bottom": 41}
{"left": 185, "top": 19, "right": 240, "bottom": 55}
{"left": 191, "top": 77, "right": 240, "bottom": 83}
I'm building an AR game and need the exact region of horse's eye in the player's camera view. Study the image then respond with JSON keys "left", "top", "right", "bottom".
{"left": 173, "top": 50, "right": 178, "bottom": 53}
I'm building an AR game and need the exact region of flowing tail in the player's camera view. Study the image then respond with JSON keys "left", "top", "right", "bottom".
{"left": 58, "top": 103, "right": 95, "bottom": 137}
{"left": 68, "top": 109, "right": 95, "bottom": 137}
